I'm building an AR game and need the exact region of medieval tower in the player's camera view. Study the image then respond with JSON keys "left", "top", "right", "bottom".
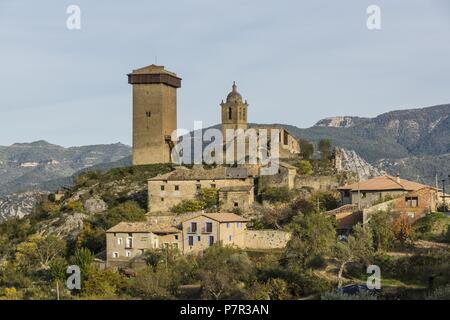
{"left": 220, "top": 81, "right": 248, "bottom": 137}
{"left": 128, "top": 65, "right": 181, "bottom": 165}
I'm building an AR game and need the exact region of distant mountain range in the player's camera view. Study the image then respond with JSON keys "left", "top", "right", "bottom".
{"left": 0, "top": 141, "right": 131, "bottom": 196}
{"left": 262, "top": 103, "right": 450, "bottom": 185}
{"left": 0, "top": 103, "right": 448, "bottom": 220}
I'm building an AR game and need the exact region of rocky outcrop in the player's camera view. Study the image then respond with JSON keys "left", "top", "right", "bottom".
{"left": 83, "top": 196, "right": 108, "bottom": 214}
{"left": 340, "top": 148, "right": 385, "bottom": 180}
{"left": 0, "top": 191, "right": 46, "bottom": 221}
{"left": 38, "top": 212, "right": 88, "bottom": 240}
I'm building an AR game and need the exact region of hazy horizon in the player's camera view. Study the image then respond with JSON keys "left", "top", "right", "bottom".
{"left": 1, "top": 1, "right": 449, "bottom": 147}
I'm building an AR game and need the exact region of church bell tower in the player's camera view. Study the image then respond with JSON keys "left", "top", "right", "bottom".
{"left": 220, "top": 81, "right": 248, "bottom": 137}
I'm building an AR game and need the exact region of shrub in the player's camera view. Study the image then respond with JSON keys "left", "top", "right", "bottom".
{"left": 171, "top": 199, "right": 204, "bottom": 214}
{"left": 62, "top": 200, "right": 84, "bottom": 213}
{"left": 298, "top": 160, "right": 313, "bottom": 175}
{"left": 392, "top": 215, "right": 413, "bottom": 245}
{"left": 413, "top": 212, "right": 450, "bottom": 242}
{"left": 426, "top": 285, "right": 450, "bottom": 300}
{"left": 260, "top": 187, "right": 292, "bottom": 203}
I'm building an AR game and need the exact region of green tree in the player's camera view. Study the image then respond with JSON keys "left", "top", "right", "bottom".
{"left": 310, "top": 191, "right": 339, "bottom": 212}
{"left": 15, "top": 235, "right": 66, "bottom": 270}
{"left": 368, "top": 210, "right": 394, "bottom": 251}
{"left": 49, "top": 257, "right": 68, "bottom": 282}
{"left": 260, "top": 186, "right": 293, "bottom": 203}
{"left": 96, "top": 201, "right": 146, "bottom": 229}
{"left": 72, "top": 247, "right": 94, "bottom": 277}
{"left": 298, "top": 160, "right": 313, "bottom": 175}
{"left": 171, "top": 199, "right": 205, "bottom": 214}
{"left": 198, "top": 245, "right": 252, "bottom": 300}
{"left": 198, "top": 188, "right": 219, "bottom": 211}
{"left": 128, "top": 267, "right": 174, "bottom": 299}
{"left": 284, "top": 212, "right": 336, "bottom": 270}
{"left": 318, "top": 139, "right": 331, "bottom": 161}
{"left": 300, "top": 140, "right": 314, "bottom": 160}
{"left": 334, "top": 224, "right": 374, "bottom": 287}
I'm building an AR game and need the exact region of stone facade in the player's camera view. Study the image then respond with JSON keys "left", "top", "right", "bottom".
{"left": 262, "top": 162, "right": 297, "bottom": 190}
{"left": 128, "top": 65, "right": 181, "bottom": 165}
{"left": 243, "top": 230, "right": 291, "bottom": 250}
{"left": 181, "top": 213, "right": 248, "bottom": 254}
{"left": 106, "top": 222, "right": 181, "bottom": 268}
{"left": 147, "top": 166, "right": 254, "bottom": 213}
{"left": 218, "top": 185, "right": 254, "bottom": 212}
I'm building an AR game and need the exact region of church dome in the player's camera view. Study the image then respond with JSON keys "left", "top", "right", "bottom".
{"left": 226, "top": 81, "right": 243, "bottom": 103}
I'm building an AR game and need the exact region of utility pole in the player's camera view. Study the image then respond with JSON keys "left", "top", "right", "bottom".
{"left": 357, "top": 174, "right": 361, "bottom": 211}
{"left": 56, "top": 280, "right": 60, "bottom": 300}
{"left": 442, "top": 179, "right": 446, "bottom": 208}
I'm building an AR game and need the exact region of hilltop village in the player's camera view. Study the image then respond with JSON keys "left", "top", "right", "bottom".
{"left": 105, "top": 64, "right": 440, "bottom": 268}
{"left": 0, "top": 64, "right": 448, "bottom": 301}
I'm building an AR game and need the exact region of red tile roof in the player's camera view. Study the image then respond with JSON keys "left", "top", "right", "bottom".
{"left": 338, "top": 175, "right": 433, "bottom": 192}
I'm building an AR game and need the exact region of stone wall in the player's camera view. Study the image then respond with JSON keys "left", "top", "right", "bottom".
{"left": 294, "top": 175, "right": 342, "bottom": 191}
{"left": 243, "top": 230, "right": 291, "bottom": 250}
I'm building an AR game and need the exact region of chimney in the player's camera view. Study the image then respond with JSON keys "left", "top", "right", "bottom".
{"left": 396, "top": 174, "right": 400, "bottom": 183}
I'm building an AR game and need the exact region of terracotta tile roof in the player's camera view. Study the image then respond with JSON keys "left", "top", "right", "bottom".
{"left": 183, "top": 212, "right": 249, "bottom": 223}
{"left": 338, "top": 175, "right": 432, "bottom": 192}
{"left": 149, "top": 166, "right": 250, "bottom": 181}
{"left": 106, "top": 222, "right": 180, "bottom": 234}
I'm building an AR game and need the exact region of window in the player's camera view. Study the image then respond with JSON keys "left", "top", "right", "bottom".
{"left": 190, "top": 222, "right": 197, "bottom": 233}
{"left": 362, "top": 192, "right": 367, "bottom": 198}
{"left": 205, "top": 222, "right": 213, "bottom": 233}
{"left": 226, "top": 223, "right": 230, "bottom": 228}
{"left": 343, "top": 190, "right": 350, "bottom": 197}
{"left": 161, "top": 198, "right": 164, "bottom": 202}
{"left": 126, "top": 237, "right": 133, "bottom": 248}
{"left": 145, "top": 111, "right": 151, "bottom": 117}
{"left": 126, "top": 251, "right": 131, "bottom": 257}
{"left": 228, "top": 235, "right": 232, "bottom": 241}
{"left": 112, "top": 252, "right": 119, "bottom": 258}
{"left": 197, "top": 236, "right": 201, "bottom": 241}
{"left": 175, "top": 235, "right": 179, "bottom": 240}
{"left": 117, "top": 238, "right": 123, "bottom": 245}
{"left": 234, "top": 202, "right": 239, "bottom": 207}
{"left": 283, "top": 131, "right": 288, "bottom": 145}
{"left": 237, "top": 222, "right": 241, "bottom": 228}
{"left": 160, "top": 185, "right": 165, "bottom": 191}
{"left": 228, "top": 107, "right": 232, "bottom": 120}
{"left": 188, "top": 236, "right": 194, "bottom": 246}
{"left": 211, "top": 184, "right": 216, "bottom": 189}
{"left": 209, "top": 236, "right": 215, "bottom": 246}
{"left": 174, "top": 185, "right": 179, "bottom": 191}
{"left": 196, "top": 184, "right": 201, "bottom": 191}
{"left": 405, "top": 197, "right": 419, "bottom": 208}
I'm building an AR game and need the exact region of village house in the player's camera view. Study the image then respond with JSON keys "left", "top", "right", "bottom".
{"left": 182, "top": 212, "right": 249, "bottom": 254}
{"left": 327, "top": 175, "right": 438, "bottom": 233}
{"left": 106, "top": 222, "right": 181, "bottom": 268}
{"left": 147, "top": 166, "right": 255, "bottom": 213}
{"left": 105, "top": 212, "right": 291, "bottom": 266}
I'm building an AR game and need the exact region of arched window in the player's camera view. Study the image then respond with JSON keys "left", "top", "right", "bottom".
{"left": 228, "top": 107, "right": 232, "bottom": 120}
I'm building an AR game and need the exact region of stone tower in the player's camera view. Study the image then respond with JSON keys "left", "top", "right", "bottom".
{"left": 220, "top": 81, "right": 248, "bottom": 137}
{"left": 128, "top": 65, "right": 181, "bottom": 165}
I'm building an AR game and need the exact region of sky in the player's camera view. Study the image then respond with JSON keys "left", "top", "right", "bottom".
{"left": 0, "top": 0, "right": 449, "bottom": 147}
